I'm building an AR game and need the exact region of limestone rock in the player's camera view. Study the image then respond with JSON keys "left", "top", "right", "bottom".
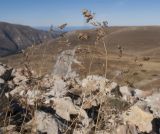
{"left": 12, "top": 69, "right": 28, "bottom": 85}
{"left": 133, "top": 89, "right": 152, "bottom": 98}
{"left": 26, "top": 111, "right": 58, "bottom": 134}
{"left": 53, "top": 49, "right": 76, "bottom": 77}
{"left": 123, "top": 105, "right": 154, "bottom": 133}
{"left": 0, "top": 125, "right": 18, "bottom": 134}
{"left": 8, "top": 84, "right": 27, "bottom": 97}
{"left": 50, "top": 97, "right": 89, "bottom": 127}
{"left": 81, "top": 75, "right": 109, "bottom": 95}
{"left": 43, "top": 75, "right": 68, "bottom": 98}
{"left": 106, "top": 82, "right": 118, "bottom": 93}
{"left": 115, "top": 124, "right": 138, "bottom": 134}
{"left": 0, "top": 65, "right": 6, "bottom": 76}
{"left": 145, "top": 93, "right": 160, "bottom": 117}
{"left": 119, "top": 86, "right": 132, "bottom": 101}
{"left": 0, "top": 78, "right": 4, "bottom": 84}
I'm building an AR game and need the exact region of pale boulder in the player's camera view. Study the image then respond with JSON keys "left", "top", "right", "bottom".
{"left": 26, "top": 111, "right": 58, "bottom": 134}
{"left": 123, "top": 105, "right": 153, "bottom": 133}
{"left": 0, "top": 65, "right": 6, "bottom": 76}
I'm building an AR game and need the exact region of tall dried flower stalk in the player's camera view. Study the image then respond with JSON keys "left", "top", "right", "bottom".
{"left": 82, "top": 9, "right": 108, "bottom": 78}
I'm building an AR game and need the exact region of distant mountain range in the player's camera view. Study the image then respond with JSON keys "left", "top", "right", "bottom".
{"left": 35, "top": 26, "right": 93, "bottom": 32}
{"left": 0, "top": 22, "right": 61, "bottom": 57}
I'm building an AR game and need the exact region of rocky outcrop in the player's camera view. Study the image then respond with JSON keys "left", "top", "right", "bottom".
{"left": 0, "top": 63, "right": 160, "bottom": 134}
{"left": 53, "top": 49, "right": 77, "bottom": 78}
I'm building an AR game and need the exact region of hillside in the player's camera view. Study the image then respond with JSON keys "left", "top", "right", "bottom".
{"left": 0, "top": 26, "right": 160, "bottom": 90}
{"left": 0, "top": 22, "right": 60, "bottom": 56}
{"left": 105, "top": 26, "right": 160, "bottom": 56}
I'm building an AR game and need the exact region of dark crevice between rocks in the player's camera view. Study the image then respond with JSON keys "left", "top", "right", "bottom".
{"left": 65, "top": 92, "right": 80, "bottom": 100}
{"left": 111, "top": 85, "right": 122, "bottom": 98}
{"left": 0, "top": 98, "right": 32, "bottom": 132}
{"left": 151, "top": 118, "right": 160, "bottom": 134}
{"left": 1, "top": 68, "right": 13, "bottom": 81}
{"left": 9, "top": 100, "right": 32, "bottom": 132}
{"left": 65, "top": 92, "right": 82, "bottom": 106}
{"left": 0, "top": 95, "right": 10, "bottom": 127}
{"left": 38, "top": 105, "right": 56, "bottom": 115}
{"left": 0, "top": 83, "right": 13, "bottom": 95}
{"left": 85, "top": 105, "right": 100, "bottom": 123}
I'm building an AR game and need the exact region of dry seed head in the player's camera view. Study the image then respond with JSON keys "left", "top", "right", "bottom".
{"left": 103, "top": 21, "right": 108, "bottom": 28}
{"left": 78, "top": 33, "right": 89, "bottom": 40}
{"left": 58, "top": 23, "right": 67, "bottom": 29}
{"left": 82, "top": 9, "right": 95, "bottom": 23}
{"left": 96, "top": 28, "right": 106, "bottom": 41}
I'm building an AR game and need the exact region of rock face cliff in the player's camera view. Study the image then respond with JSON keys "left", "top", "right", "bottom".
{"left": 0, "top": 22, "right": 60, "bottom": 56}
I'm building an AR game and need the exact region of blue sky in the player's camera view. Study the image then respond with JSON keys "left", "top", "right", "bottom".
{"left": 0, "top": 0, "right": 160, "bottom": 26}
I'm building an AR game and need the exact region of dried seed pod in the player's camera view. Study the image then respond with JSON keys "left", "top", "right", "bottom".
{"left": 58, "top": 23, "right": 67, "bottom": 29}
{"left": 82, "top": 9, "right": 94, "bottom": 23}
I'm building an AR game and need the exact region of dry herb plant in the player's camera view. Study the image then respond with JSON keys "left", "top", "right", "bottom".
{"left": 1, "top": 9, "right": 118, "bottom": 134}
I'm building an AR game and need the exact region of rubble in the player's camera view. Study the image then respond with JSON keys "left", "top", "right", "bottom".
{"left": 0, "top": 62, "right": 159, "bottom": 134}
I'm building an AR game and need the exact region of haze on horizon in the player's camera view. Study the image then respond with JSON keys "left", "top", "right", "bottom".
{"left": 0, "top": 0, "right": 160, "bottom": 27}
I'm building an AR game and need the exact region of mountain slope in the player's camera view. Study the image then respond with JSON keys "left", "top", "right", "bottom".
{"left": 0, "top": 22, "right": 60, "bottom": 56}
{"left": 104, "top": 26, "right": 160, "bottom": 56}
{"left": 0, "top": 26, "right": 160, "bottom": 90}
